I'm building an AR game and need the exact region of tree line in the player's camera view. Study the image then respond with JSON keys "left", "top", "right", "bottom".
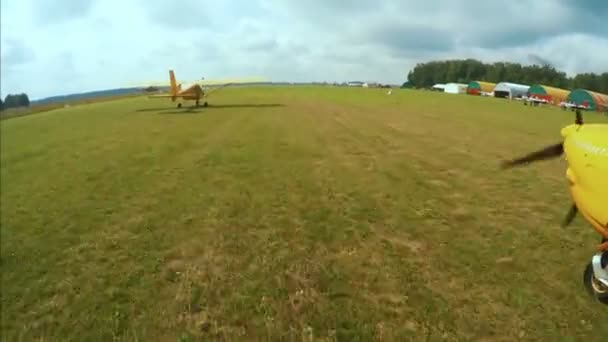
{"left": 405, "top": 59, "right": 608, "bottom": 94}
{"left": 0, "top": 93, "right": 31, "bottom": 111}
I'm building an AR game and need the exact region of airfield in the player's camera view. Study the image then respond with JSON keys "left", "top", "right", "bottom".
{"left": 2, "top": 85, "right": 608, "bottom": 340}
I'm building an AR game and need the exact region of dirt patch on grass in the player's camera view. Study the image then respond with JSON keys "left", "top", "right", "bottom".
{"left": 450, "top": 206, "right": 473, "bottom": 220}
{"left": 427, "top": 178, "right": 449, "bottom": 188}
{"left": 371, "top": 225, "right": 427, "bottom": 258}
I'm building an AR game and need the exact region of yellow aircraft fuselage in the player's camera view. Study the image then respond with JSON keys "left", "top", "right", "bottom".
{"left": 562, "top": 123, "right": 608, "bottom": 249}
{"left": 168, "top": 70, "right": 204, "bottom": 102}
{"left": 148, "top": 70, "right": 206, "bottom": 106}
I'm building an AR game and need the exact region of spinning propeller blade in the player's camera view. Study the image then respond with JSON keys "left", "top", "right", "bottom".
{"left": 500, "top": 108, "right": 583, "bottom": 169}
{"left": 500, "top": 142, "right": 564, "bottom": 169}
{"left": 500, "top": 109, "right": 584, "bottom": 228}
{"left": 562, "top": 204, "right": 578, "bottom": 227}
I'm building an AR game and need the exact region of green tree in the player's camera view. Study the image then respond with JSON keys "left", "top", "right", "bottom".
{"left": 4, "top": 94, "right": 18, "bottom": 109}
{"left": 18, "top": 93, "right": 30, "bottom": 107}
{"left": 405, "top": 59, "right": 607, "bottom": 93}
{"left": 3, "top": 93, "right": 31, "bottom": 109}
{"left": 598, "top": 73, "right": 608, "bottom": 94}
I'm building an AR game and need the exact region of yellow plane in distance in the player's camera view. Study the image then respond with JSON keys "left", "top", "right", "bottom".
{"left": 149, "top": 70, "right": 218, "bottom": 108}
{"left": 147, "top": 69, "right": 265, "bottom": 108}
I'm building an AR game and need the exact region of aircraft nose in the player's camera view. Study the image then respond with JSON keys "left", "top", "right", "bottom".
{"left": 566, "top": 167, "right": 576, "bottom": 186}
{"left": 561, "top": 124, "right": 577, "bottom": 139}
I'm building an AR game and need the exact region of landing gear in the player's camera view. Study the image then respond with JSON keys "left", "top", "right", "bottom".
{"left": 583, "top": 240, "right": 608, "bottom": 305}
{"left": 203, "top": 101, "right": 208, "bottom": 107}
{"left": 195, "top": 100, "right": 200, "bottom": 107}
{"left": 177, "top": 103, "right": 182, "bottom": 108}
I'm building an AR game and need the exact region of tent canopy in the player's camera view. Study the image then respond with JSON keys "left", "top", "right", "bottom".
{"left": 567, "top": 89, "right": 608, "bottom": 112}
{"left": 467, "top": 81, "right": 496, "bottom": 94}
{"left": 528, "top": 84, "right": 570, "bottom": 104}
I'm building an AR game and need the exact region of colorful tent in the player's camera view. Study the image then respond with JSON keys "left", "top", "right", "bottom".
{"left": 467, "top": 81, "right": 496, "bottom": 95}
{"left": 527, "top": 84, "right": 570, "bottom": 105}
{"left": 567, "top": 89, "right": 608, "bottom": 112}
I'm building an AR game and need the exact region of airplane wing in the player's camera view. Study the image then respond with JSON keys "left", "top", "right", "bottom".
{"left": 148, "top": 94, "right": 174, "bottom": 98}
{"left": 130, "top": 77, "right": 267, "bottom": 89}
{"left": 136, "top": 75, "right": 267, "bottom": 100}
{"left": 146, "top": 83, "right": 236, "bottom": 98}
{"left": 202, "top": 82, "right": 235, "bottom": 97}
{"left": 148, "top": 94, "right": 201, "bottom": 99}
{"left": 198, "top": 77, "right": 266, "bottom": 86}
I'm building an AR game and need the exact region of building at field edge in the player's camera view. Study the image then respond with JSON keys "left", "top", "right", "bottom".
{"left": 493, "top": 82, "right": 530, "bottom": 99}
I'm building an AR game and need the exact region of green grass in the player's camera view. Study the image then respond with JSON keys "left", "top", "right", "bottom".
{"left": 0, "top": 93, "right": 142, "bottom": 120}
{"left": 2, "top": 86, "right": 607, "bottom": 341}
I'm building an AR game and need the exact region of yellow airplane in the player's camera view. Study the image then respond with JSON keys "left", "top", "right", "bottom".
{"left": 501, "top": 109, "right": 608, "bottom": 304}
{"left": 148, "top": 70, "right": 234, "bottom": 108}
{"left": 149, "top": 70, "right": 212, "bottom": 108}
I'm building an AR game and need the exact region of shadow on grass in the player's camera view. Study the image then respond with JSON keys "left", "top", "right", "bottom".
{"left": 207, "top": 103, "right": 285, "bottom": 109}
{"left": 159, "top": 108, "right": 204, "bottom": 115}
{"left": 136, "top": 103, "right": 285, "bottom": 114}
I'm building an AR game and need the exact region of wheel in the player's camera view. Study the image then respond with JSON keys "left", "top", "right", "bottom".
{"left": 583, "top": 257, "right": 608, "bottom": 305}
{"left": 203, "top": 101, "right": 208, "bottom": 107}
{"left": 177, "top": 103, "right": 182, "bottom": 108}
{"left": 195, "top": 100, "right": 200, "bottom": 107}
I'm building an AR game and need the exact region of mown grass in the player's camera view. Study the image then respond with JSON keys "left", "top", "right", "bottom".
{"left": 2, "top": 86, "right": 607, "bottom": 341}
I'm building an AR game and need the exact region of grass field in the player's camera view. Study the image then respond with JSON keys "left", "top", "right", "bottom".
{"left": 2, "top": 86, "right": 608, "bottom": 341}
{"left": 0, "top": 93, "right": 142, "bottom": 120}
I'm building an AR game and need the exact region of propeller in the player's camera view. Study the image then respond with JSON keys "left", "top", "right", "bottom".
{"left": 500, "top": 109, "right": 584, "bottom": 227}
{"left": 562, "top": 204, "right": 578, "bottom": 227}
{"left": 500, "top": 109, "right": 584, "bottom": 169}
{"left": 500, "top": 142, "right": 564, "bottom": 169}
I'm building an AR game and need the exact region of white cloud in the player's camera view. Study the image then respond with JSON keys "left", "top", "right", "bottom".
{"left": 1, "top": 0, "right": 607, "bottom": 100}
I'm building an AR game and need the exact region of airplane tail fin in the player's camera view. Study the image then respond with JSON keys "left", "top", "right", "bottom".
{"left": 169, "top": 70, "right": 178, "bottom": 96}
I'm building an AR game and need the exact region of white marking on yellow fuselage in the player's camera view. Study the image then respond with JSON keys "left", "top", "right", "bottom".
{"left": 571, "top": 138, "right": 608, "bottom": 157}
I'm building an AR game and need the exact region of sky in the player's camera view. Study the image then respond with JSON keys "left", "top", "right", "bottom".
{"left": 1, "top": 0, "right": 607, "bottom": 100}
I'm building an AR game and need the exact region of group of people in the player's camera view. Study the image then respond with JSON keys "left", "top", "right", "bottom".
{"left": 559, "top": 99, "right": 589, "bottom": 111}
{"left": 519, "top": 94, "right": 589, "bottom": 110}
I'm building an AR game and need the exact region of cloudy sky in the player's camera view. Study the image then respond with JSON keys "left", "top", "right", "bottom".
{"left": 1, "top": 0, "right": 607, "bottom": 100}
